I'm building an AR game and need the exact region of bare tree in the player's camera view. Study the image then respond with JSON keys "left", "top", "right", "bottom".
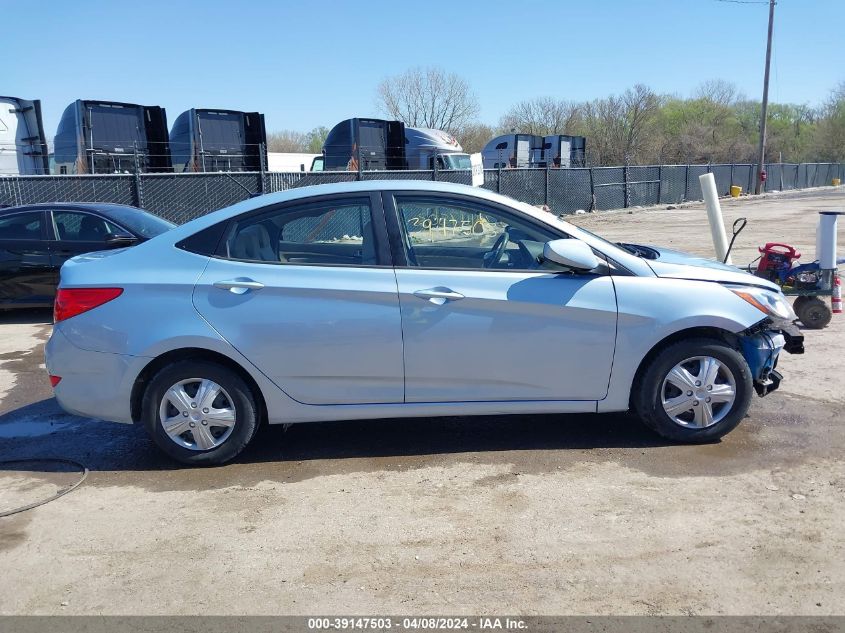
{"left": 267, "top": 130, "right": 309, "bottom": 152}
{"left": 377, "top": 67, "right": 480, "bottom": 133}
{"left": 453, "top": 122, "right": 495, "bottom": 154}
{"left": 694, "top": 79, "right": 743, "bottom": 106}
{"left": 499, "top": 98, "right": 581, "bottom": 136}
{"left": 578, "top": 84, "right": 661, "bottom": 164}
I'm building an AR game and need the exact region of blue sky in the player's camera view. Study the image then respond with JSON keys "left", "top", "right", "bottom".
{"left": 3, "top": 0, "right": 842, "bottom": 136}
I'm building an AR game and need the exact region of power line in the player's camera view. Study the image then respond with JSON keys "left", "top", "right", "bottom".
{"left": 713, "top": 0, "right": 771, "bottom": 5}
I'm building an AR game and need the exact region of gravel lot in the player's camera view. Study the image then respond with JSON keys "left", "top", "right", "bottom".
{"left": 1, "top": 188, "right": 843, "bottom": 616}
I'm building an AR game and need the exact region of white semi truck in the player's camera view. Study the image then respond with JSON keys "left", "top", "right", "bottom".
{"left": 481, "top": 133, "right": 587, "bottom": 169}
{"left": 0, "top": 96, "right": 50, "bottom": 175}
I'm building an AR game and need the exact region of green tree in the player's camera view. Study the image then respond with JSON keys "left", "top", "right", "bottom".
{"left": 307, "top": 126, "right": 330, "bottom": 154}
{"left": 655, "top": 90, "right": 749, "bottom": 163}
{"left": 812, "top": 82, "right": 845, "bottom": 161}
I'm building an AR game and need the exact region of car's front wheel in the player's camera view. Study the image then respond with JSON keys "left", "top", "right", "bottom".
{"left": 633, "top": 338, "right": 753, "bottom": 443}
{"left": 141, "top": 360, "right": 259, "bottom": 465}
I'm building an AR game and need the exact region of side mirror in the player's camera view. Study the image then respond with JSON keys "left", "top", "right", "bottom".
{"left": 542, "top": 239, "right": 599, "bottom": 271}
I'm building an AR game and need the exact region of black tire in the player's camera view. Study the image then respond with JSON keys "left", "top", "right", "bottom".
{"left": 633, "top": 338, "right": 753, "bottom": 443}
{"left": 792, "top": 295, "right": 810, "bottom": 314}
{"left": 141, "top": 360, "right": 259, "bottom": 465}
{"left": 795, "top": 296, "right": 831, "bottom": 329}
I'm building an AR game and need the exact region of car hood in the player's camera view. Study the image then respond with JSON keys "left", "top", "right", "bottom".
{"left": 631, "top": 244, "right": 781, "bottom": 291}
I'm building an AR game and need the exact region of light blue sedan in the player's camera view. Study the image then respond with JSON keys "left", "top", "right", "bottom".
{"left": 45, "top": 181, "right": 804, "bottom": 465}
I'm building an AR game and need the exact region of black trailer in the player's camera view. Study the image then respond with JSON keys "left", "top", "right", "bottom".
{"left": 169, "top": 109, "right": 267, "bottom": 173}
{"left": 322, "top": 118, "right": 406, "bottom": 171}
{"left": 53, "top": 100, "right": 171, "bottom": 174}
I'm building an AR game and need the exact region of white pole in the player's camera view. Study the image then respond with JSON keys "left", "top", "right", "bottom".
{"left": 816, "top": 211, "right": 841, "bottom": 270}
{"left": 699, "top": 172, "right": 731, "bottom": 264}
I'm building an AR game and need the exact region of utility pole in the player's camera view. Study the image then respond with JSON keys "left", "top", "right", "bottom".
{"left": 755, "top": 0, "right": 776, "bottom": 194}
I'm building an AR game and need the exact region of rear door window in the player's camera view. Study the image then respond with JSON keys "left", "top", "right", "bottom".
{"left": 221, "top": 197, "right": 383, "bottom": 266}
{"left": 0, "top": 212, "right": 44, "bottom": 240}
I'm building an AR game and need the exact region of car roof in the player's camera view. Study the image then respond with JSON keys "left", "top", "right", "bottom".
{"left": 0, "top": 202, "right": 143, "bottom": 215}
{"left": 132, "top": 179, "right": 652, "bottom": 276}
{"left": 165, "top": 180, "right": 552, "bottom": 238}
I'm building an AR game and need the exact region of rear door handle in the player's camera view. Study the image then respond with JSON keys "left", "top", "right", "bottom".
{"left": 213, "top": 278, "right": 265, "bottom": 294}
{"left": 413, "top": 287, "right": 465, "bottom": 305}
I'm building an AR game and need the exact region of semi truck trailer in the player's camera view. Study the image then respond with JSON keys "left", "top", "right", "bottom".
{"left": 53, "top": 100, "right": 171, "bottom": 174}
{"left": 481, "top": 133, "right": 587, "bottom": 169}
{"left": 169, "top": 109, "right": 267, "bottom": 173}
{"left": 322, "top": 118, "right": 470, "bottom": 171}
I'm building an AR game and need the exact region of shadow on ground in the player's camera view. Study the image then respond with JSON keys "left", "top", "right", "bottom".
{"left": 0, "top": 308, "right": 52, "bottom": 326}
{"left": 0, "top": 391, "right": 832, "bottom": 490}
{"left": 0, "top": 396, "right": 673, "bottom": 469}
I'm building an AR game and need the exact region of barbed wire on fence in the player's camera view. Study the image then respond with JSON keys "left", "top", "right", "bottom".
{"left": 0, "top": 162, "right": 842, "bottom": 224}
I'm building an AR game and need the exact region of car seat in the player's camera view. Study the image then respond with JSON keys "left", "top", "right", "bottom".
{"left": 78, "top": 216, "right": 104, "bottom": 241}
{"left": 231, "top": 224, "right": 276, "bottom": 262}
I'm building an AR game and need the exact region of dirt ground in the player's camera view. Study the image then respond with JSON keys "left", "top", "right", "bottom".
{"left": 0, "top": 188, "right": 844, "bottom": 616}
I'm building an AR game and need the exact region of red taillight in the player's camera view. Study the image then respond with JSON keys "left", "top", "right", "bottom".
{"left": 53, "top": 288, "right": 123, "bottom": 323}
{"left": 49, "top": 375, "right": 62, "bottom": 388}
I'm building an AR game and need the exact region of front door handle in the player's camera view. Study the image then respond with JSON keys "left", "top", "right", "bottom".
{"left": 413, "top": 287, "right": 465, "bottom": 305}
{"left": 213, "top": 278, "right": 265, "bottom": 294}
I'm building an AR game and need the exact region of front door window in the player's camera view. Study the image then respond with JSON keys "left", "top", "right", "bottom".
{"left": 395, "top": 196, "right": 559, "bottom": 271}
{"left": 53, "top": 211, "right": 126, "bottom": 242}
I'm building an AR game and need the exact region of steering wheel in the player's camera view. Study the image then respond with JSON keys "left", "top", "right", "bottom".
{"left": 484, "top": 229, "right": 510, "bottom": 269}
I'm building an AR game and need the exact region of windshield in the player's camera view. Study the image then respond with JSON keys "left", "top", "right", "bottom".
{"left": 105, "top": 206, "right": 175, "bottom": 238}
{"left": 444, "top": 154, "right": 472, "bottom": 169}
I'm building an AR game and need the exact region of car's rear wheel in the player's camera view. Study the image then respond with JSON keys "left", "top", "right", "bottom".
{"left": 633, "top": 338, "right": 753, "bottom": 443}
{"left": 141, "top": 360, "right": 258, "bottom": 465}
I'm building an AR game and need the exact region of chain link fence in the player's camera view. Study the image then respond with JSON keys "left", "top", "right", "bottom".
{"left": 1, "top": 162, "right": 843, "bottom": 224}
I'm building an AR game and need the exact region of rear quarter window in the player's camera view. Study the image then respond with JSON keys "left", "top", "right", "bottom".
{"left": 176, "top": 222, "right": 228, "bottom": 256}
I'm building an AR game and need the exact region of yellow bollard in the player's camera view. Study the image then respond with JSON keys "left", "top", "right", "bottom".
{"left": 730, "top": 185, "right": 742, "bottom": 198}
{"left": 833, "top": 178, "right": 841, "bottom": 186}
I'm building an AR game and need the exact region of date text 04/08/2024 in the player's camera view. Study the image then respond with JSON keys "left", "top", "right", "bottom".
{"left": 307, "top": 617, "right": 528, "bottom": 630}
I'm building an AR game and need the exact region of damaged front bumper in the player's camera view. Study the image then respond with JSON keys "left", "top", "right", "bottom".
{"left": 739, "top": 318, "right": 804, "bottom": 396}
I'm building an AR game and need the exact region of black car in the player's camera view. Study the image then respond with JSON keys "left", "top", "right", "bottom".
{"left": 0, "top": 203, "right": 174, "bottom": 308}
